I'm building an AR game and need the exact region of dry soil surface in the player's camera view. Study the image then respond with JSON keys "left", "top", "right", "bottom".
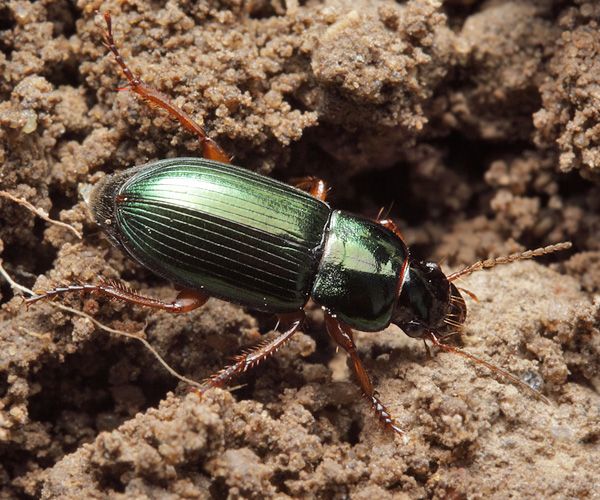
{"left": 1, "top": 1, "right": 599, "bottom": 499}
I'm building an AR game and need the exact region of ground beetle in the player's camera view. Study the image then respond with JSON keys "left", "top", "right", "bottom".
{"left": 27, "top": 13, "right": 571, "bottom": 436}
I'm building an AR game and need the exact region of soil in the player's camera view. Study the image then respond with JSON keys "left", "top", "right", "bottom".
{"left": 1, "top": 0, "right": 599, "bottom": 499}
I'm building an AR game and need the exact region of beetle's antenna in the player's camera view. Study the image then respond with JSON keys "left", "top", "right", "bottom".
{"left": 456, "top": 287, "right": 478, "bottom": 302}
{"left": 447, "top": 242, "right": 572, "bottom": 283}
{"left": 428, "top": 331, "right": 550, "bottom": 404}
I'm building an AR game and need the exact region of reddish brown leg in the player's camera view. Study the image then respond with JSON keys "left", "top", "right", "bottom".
{"left": 290, "top": 177, "right": 328, "bottom": 201}
{"left": 99, "top": 12, "right": 230, "bottom": 164}
{"left": 194, "top": 311, "right": 304, "bottom": 394}
{"left": 325, "top": 312, "right": 404, "bottom": 435}
{"left": 422, "top": 339, "right": 433, "bottom": 360}
{"left": 378, "top": 219, "right": 405, "bottom": 243}
{"left": 25, "top": 277, "right": 209, "bottom": 313}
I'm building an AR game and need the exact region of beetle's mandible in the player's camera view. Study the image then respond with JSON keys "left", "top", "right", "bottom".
{"left": 26, "top": 12, "right": 572, "bottom": 436}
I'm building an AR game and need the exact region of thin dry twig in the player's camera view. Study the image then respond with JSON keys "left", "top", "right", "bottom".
{"left": 0, "top": 190, "right": 82, "bottom": 239}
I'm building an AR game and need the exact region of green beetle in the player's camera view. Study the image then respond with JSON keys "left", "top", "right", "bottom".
{"left": 27, "top": 13, "right": 571, "bottom": 435}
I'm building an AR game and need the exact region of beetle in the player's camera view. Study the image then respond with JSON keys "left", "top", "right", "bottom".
{"left": 27, "top": 13, "right": 571, "bottom": 435}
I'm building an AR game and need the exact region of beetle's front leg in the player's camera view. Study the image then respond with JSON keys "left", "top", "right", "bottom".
{"left": 325, "top": 312, "right": 405, "bottom": 436}
{"left": 26, "top": 277, "right": 209, "bottom": 313}
{"left": 194, "top": 311, "right": 305, "bottom": 394}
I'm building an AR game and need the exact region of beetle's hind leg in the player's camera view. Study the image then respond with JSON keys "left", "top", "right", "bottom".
{"left": 195, "top": 311, "right": 305, "bottom": 395}
{"left": 325, "top": 313, "right": 405, "bottom": 436}
{"left": 25, "top": 277, "right": 209, "bottom": 313}
{"left": 97, "top": 11, "right": 230, "bottom": 164}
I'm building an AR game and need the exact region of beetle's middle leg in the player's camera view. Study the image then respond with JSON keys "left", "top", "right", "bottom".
{"left": 98, "top": 12, "right": 230, "bottom": 164}
{"left": 194, "top": 311, "right": 305, "bottom": 394}
{"left": 290, "top": 177, "right": 328, "bottom": 201}
{"left": 378, "top": 219, "right": 405, "bottom": 243}
{"left": 325, "top": 312, "right": 405, "bottom": 436}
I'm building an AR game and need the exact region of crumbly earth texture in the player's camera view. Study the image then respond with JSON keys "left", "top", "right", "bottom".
{"left": 1, "top": 0, "right": 599, "bottom": 499}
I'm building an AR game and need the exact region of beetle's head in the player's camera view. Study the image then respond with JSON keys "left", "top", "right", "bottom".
{"left": 392, "top": 260, "right": 466, "bottom": 339}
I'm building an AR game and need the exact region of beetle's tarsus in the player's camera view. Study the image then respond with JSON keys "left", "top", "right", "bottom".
{"left": 365, "top": 394, "right": 405, "bottom": 435}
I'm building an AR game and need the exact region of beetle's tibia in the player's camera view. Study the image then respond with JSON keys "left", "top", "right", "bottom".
{"left": 377, "top": 219, "right": 405, "bottom": 242}
{"left": 290, "top": 177, "right": 328, "bottom": 201}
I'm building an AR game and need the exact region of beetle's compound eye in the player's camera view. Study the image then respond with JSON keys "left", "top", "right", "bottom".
{"left": 400, "top": 320, "right": 429, "bottom": 339}
{"left": 392, "top": 260, "right": 453, "bottom": 337}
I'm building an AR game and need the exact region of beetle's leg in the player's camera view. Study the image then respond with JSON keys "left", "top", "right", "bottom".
{"left": 25, "top": 278, "right": 209, "bottom": 313}
{"left": 422, "top": 339, "right": 433, "bottom": 360}
{"left": 378, "top": 219, "right": 405, "bottom": 243}
{"left": 194, "top": 311, "right": 304, "bottom": 394}
{"left": 290, "top": 177, "right": 328, "bottom": 201}
{"left": 98, "top": 12, "right": 230, "bottom": 164}
{"left": 324, "top": 312, "right": 405, "bottom": 436}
